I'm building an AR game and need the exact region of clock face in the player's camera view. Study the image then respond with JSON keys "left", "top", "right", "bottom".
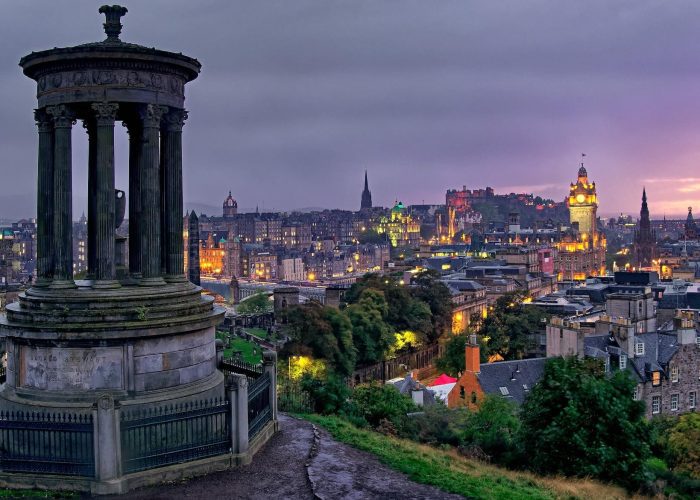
{"left": 576, "top": 194, "right": 586, "bottom": 203}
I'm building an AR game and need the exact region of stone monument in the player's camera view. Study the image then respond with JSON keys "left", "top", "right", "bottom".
{"left": 1, "top": 5, "right": 224, "bottom": 413}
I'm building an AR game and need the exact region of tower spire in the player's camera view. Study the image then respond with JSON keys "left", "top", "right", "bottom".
{"left": 360, "top": 170, "right": 372, "bottom": 210}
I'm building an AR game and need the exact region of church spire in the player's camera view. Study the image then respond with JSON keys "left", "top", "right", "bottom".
{"left": 360, "top": 170, "right": 372, "bottom": 210}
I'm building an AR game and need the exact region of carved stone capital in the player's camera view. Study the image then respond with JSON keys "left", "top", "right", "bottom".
{"left": 263, "top": 350, "right": 277, "bottom": 365}
{"left": 91, "top": 102, "right": 119, "bottom": 125}
{"left": 162, "top": 108, "right": 188, "bottom": 132}
{"left": 226, "top": 373, "right": 248, "bottom": 390}
{"left": 139, "top": 104, "right": 168, "bottom": 129}
{"left": 33, "top": 108, "right": 52, "bottom": 133}
{"left": 45, "top": 104, "right": 76, "bottom": 128}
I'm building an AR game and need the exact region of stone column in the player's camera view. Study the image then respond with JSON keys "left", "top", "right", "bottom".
{"left": 91, "top": 102, "right": 120, "bottom": 288}
{"left": 126, "top": 119, "right": 143, "bottom": 279}
{"left": 263, "top": 350, "right": 278, "bottom": 424}
{"left": 161, "top": 108, "right": 188, "bottom": 282}
{"left": 85, "top": 119, "right": 97, "bottom": 279}
{"left": 227, "top": 374, "right": 249, "bottom": 457}
{"left": 34, "top": 109, "right": 54, "bottom": 287}
{"left": 46, "top": 104, "right": 76, "bottom": 289}
{"left": 92, "top": 394, "right": 121, "bottom": 484}
{"left": 138, "top": 104, "right": 167, "bottom": 286}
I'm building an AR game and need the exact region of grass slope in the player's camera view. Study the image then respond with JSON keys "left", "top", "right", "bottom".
{"left": 302, "top": 414, "right": 635, "bottom": 500}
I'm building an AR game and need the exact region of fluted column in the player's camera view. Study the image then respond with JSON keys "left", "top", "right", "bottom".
{"left": 34, "top": 109, "right": 54, "bottom": 287}
{"left": 85, "top": 119, "right": 97, "bottom": 278}
{"left": 126, "top": 119, "right": 143, "bottom": 279}
{"left": 92, "top": 102, "right": 120, "bottom": 288}
{"left": 139, "top": 104, "right": 167, "bottom": 286}
{"left": 162, "top": 108, "right": 188, "bottom": 282}
{"left": 46, "top": 104, "right": 76, "bottom": 289}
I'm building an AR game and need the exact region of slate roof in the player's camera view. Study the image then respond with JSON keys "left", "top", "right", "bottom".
{"left": 477, "top": 357, "right": 548, "bottom": 404}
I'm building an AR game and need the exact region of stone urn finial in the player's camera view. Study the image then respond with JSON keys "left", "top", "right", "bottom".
{"left": 99, "top": 5, "right": 128, "bottom": 42}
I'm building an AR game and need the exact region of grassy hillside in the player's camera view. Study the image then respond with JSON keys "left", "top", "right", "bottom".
{"left": 302, "top": 414, "right": 637, "bottom": 500}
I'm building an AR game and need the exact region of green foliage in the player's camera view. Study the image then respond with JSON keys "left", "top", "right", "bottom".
{"left": 344, "top": 274, "right": 433, "bottom": 343}
{"left": 461, "top": 396, "right": 522, "bottom": 467}
{"left": 283, "top": 302, "right": 357, "bottom": 376}
{"left": 345, "top": 289, "right": 394, "bottom": 365}
{"left": 435, "top": 333, "right": 468, "bottom": 376}
{"left": 479, "top": 291, "right": 548, "bottom": 361}
{"left": 349, "top": 383, "right": 417, "bottom": 429}
{"left": 667, "top": 413, "right": 700, "bottom": 479}
{"left": 236, "top": 292, "right": 273, "bottom": 315}
{"left": 520, "top": 357, "right": 650, "bottom": 490}
{"left": 411, "top": 270, "right": 454, "bottom": 342}
{"left": 409, "top": 404, "right": 470, "bottom": 447}
{"left": 300, "top": 373, "right": 351, "bottom": 415}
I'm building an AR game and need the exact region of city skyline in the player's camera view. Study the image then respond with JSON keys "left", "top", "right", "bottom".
{"left": 2, "top": 1, "right": 700, "bottom": 219}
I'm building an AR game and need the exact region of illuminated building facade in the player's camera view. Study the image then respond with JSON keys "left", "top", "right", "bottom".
{"left": 199, "top": 232, "right": 225, "bottom": 276}
{"left": 377, "top": 201, "right": 421, "bottom": 247}
{"left": 554, "top": 164, "right": 606, "bottom": 281}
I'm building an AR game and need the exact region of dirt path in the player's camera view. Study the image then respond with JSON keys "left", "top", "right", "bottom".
{"left": 110, "top": 414, "right": 463, "bottom": 500}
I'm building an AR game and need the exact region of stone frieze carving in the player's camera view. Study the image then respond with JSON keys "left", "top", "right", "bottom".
{"left": 37, "top": 69, "right": 185, "bottom": 97}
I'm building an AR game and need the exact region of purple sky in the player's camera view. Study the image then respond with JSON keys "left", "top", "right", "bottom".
{"left": 2, "top": 1, "right": 700, "bottom": 220}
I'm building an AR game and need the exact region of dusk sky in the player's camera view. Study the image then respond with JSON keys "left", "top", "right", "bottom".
{"left": 2, "top": 1, "right": 700, "bottom": 219}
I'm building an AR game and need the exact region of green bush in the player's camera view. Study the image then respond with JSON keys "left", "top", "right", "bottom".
{"left": 349, "top": 383, "right": 417, "bottom": 431}
{"left": 300, "top": 373, "right": 350, "bottom": 415}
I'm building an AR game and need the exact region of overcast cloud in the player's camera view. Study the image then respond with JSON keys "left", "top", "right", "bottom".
{"left": 2, "top": 0, "right": 700, "bottom": 219}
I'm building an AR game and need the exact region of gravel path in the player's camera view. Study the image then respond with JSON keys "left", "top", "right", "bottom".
{"left": 110, "top": 414, "right": 462, "bottom": 500}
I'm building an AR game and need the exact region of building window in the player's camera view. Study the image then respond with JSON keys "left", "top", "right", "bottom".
{"left": 671, "top": 394, "right": 679, "bottom": 412}
{"left": 635, "top": 342, "right": 645, "bottom": 356}
{"left": 652, "top": 371, "right": 661, "bottom": 386}
{"left": 633, "top": 385, "right": 640, "bottom": 401}
{"left": 460, "top": 386, "right": 465, "bottom": 399}
{"left": 619, "top": 354, "right": 627, "bottom": 370}
{"left": 499, "top": 386, "right": 509, "bottom": 396}
{"left": 690, "top": 391, "right": 697, "bottom": 409}
{"left": 652, "top": 396, "right": 661, "bottom": 414}
{"left": 671, "top": 365, "right": 679, "bottom": 383}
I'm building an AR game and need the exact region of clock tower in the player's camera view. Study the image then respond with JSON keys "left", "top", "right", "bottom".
{"left": 568, "top": 164, "right": 598, "bottom": 238}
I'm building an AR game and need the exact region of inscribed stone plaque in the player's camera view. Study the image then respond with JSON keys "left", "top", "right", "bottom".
{"left": 20, "top": 346, "right": 124, "bottom": 391}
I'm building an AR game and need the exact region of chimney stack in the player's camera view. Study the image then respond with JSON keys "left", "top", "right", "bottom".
{"left": 465, "top": 335, "right": 480, "bottom": 374}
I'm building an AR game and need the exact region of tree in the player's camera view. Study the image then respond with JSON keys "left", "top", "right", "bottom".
{"left": 435, "top": 333, "right": 469, "bottom": 376}
{"left": 520, "top": 357, "right": 650, "bottom": 489}
{"left": 283, "top": 302, "right": 357, "bottom": 376}
{"left": 345, "top": 289, "right": 394, "bottom": 365}
{"left": 479, "top": 291, "right": 548, "bottom": 361}
{"left": 236, "top": 292, "right": 272, "bottom": 314}
{"left": 667, "top": 413, "right": 700, "bottom": 479}
{"left": 411, "top": 270, "right": 454, "bottom": 342}
{"left": 344, "top": 274, "right": 433, "bottom": 341}
{"left": 349, "top": 383, "right": 417, "bottom": 429}
{"left": 461, "top": 396, "right": 522, "bottom": 466}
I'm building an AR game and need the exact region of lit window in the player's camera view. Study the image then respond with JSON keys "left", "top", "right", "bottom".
{"left": 671, "top": 366, "right": 679, "bottom": 383}
{"left": 652, "top": 396, "right": 661, "bottom": 414}
{"left": 652, "top": 371, "right": 661, "bottom": 386}
{"left": 619, "top": 354, "right": 627, "bottom": 370}
{"left": 671, "top": 394, "right": 679, "bottom": 412}
{"left": 690, "top": 391, "right": 697, "bottom": 409}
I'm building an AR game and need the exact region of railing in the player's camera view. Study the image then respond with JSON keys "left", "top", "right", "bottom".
{"left": 248, "top": 372, "right": 272, "bottom": 440}
{"left": 221, "top": 357, "right": 264, "bottom": 382}
{"left": 278, "top": 380, "right": 313, "bottom": 413}
{"left": 120, "top": 398, "right": 230, "bottom": 474}
{"left": 0, "top": 411, "right": 94, "bottom": 477}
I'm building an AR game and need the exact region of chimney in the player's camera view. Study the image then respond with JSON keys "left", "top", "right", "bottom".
{"left": 465, "top": 335, "right": 480, "bottom": 374}
{"left": 674, "top": 312, "right": 697, "bottom": 345}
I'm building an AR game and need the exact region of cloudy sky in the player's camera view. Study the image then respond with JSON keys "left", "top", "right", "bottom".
{"left": 2, "top": 0, "right": 700, "bottom": 219}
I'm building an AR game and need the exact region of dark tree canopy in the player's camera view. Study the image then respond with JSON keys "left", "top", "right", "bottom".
{"left": 520, "top": 357, "right": 650, "bottom": 489}
{"left": 236, "top": 292, "right": 272, "bottom": 315}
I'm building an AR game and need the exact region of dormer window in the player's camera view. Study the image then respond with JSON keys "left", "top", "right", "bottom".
{"left": 635, "top": 342, "right": 645, "bottom": 356}
{"left": 499, "top": 387, "right": 509, "bottom": 396}
{"left": 652, "top": 371, "right": 661, "bottom": 386}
